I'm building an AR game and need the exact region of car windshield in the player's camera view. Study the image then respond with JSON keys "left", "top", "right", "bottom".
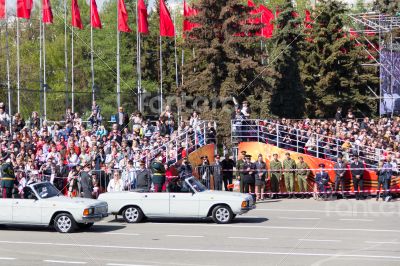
{"left": 32, "top": 183, "right": 60, "bottom": 199}
{"left": 186, "top": 177, "right": 207, "bottom": 192}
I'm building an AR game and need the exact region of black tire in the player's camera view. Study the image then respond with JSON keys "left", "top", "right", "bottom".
{"left": 211, "top": 205, "right": 233, "bottom": 224}
{"left": 53, "top": 213, "right": 76, "bottom": 233}
{"left": 122, "top": 206, "right": 144, "bottom": 223}
{"left": 77, "top": 223, "right": 94, "bottom": 230}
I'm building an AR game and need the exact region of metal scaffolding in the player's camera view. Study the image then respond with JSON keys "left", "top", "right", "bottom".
{"left": 348, "top": 12, "right": 400, "bottom": 116}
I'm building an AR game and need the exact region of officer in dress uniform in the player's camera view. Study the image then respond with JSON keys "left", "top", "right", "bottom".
{"left": 197, "top": 156, "right": 212, "bottom": 188}
{"left": 283, "top": 153, "right": 297, "bottom": 198}
{"left": 236, "top": 151, "right": 247, "bottom": 193}
{"left": 269, "top": 153, "right": 282, "bottom": 198}
{"left": 242, "top": 155, "right": 255, "bottom": 194}
{"left": 255, "top": 154, "right": 267, "bottom": 201}
{"left": 1, "top": 162, "right": 17, "bottom": 198}
{"left": 315, "top": 163, "right": 330, "bottom": 199}
{"left": 296, "top": 156, "right": 310, "bottom": 199}
{"left": 136, "top": 160, "right": 152, "bottom": 192}
{"left": 150, "top": 154, "right": 166, "bottom": 192}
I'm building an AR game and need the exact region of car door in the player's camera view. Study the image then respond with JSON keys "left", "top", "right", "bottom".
{"left": 12, "top": 187, "right": 43, "bottom": 224}
{"left": 139, "top": 192, "right": 170, "bottom": 217}
{"left": 169, "top": 192, "right": 200, "bottom": 217}
{"left": 0, "top": 198, "right": 13, "bottom": 223}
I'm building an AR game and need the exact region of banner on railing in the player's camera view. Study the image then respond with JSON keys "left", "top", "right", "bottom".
{"left": 238, "top": 142, "right": 399, "bottom": 192}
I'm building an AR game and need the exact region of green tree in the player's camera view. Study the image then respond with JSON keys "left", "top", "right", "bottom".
{"left": 374, "top": 0, "right": 400, "bottom": 14}
{"left": 300, "top": 0, "right": 377, "bottom": 117}
{"left": 269, "top": 0, "right": 306, "bottom": 118}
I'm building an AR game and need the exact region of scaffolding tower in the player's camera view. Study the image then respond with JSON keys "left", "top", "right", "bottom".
{"left": 348, "top": 12, "right": 400, "bottom": 116}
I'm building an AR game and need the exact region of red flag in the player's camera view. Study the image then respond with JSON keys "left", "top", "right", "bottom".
{"left": 305, "top": 10, "right": 312, "bottom": 29}
{"left": 138, "top": 0, "right": 149, "bottom": 34}
{"left": 71, "top": 0, "right": 83, "bottom": 29}
{"left": 118, "top": 0, "right": 131, "bottom": 32}
{"left": 42, "top": 0, "right": 53, "bottom": 24}
{"left": 183, "top": 0, "right": 199, "bottom": 32}
{"left": 17, "top": 0, "right": 33, "bottom": 19}
{"left": 0, "top": 0, "right": 5, "bottom": 19}
{"left": 259, "top": 5, "right": 274, "bottom": 38}
{"left": 90, "top": 0, "right": 102, "bottom": 29}
{"left": 159, "top": 0, "right": 175, "bottom": 37}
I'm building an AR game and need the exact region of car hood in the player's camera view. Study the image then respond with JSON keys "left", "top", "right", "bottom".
{"left": 44, "top": 196, "right": 106, "bottom": 207}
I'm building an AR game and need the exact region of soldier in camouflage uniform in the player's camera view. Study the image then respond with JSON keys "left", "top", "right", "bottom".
{"left": 296, "top": 156, "right": 310, "bottom": 199}
{"left": 236, "top": 151, "right": 247, "bottom": 193}
{"left": 269, "top": 153, "right": 282, "bottom": 199}
{"left": 283, "top": 152, "right": 297, "bottom": 198}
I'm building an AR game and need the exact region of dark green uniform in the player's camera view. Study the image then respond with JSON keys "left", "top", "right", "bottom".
{"left": 283, "top": 158, "right": 296, "bottom": 193}
{"left": 1, "top": 163, "right": 16, "bottom": 198}
{"left": 269, "top": 159, "right": 282, "bottom": 193}
{"left": 150, "top": 160, "right": 166, "bottom": 192}
{"left": 296, "top": 161, "right": 310, "bottom": 193}
{"left": 236, "top": 158, "right": 246, "bottom": 193}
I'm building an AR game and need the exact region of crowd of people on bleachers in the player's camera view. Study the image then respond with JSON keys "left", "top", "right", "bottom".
{"left": 0, "top": 101, "right": 217, "bottom": 199}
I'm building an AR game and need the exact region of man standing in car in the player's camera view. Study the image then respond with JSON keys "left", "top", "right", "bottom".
{"left": 136, "top": 161, "right": 151, "bottom": 191}
{"left": 1, "top": 162, "right": 17, "bottom": 198}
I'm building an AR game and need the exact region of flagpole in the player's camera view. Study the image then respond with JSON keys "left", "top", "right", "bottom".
{"left": 43, "top": 22, "right": 47, "bottom": 121}
{"left": 136, "top": 0, "right": 140, "bottom": 112}
{"left": 90, "top": 1, "right": 95, "bottom": 102}
{"left": 181, "top": 47, "right": 184, "bottom": 86}
{"left": 159, "top": 36, "right": 163, "bottom": 114}
{"left": 39, "top": 17, "right": 43, "bottom": 120}
{"left": 116, "top": 3, "right": 121, "bottom": 108}
{"left": 173, "top": 9, "right": 178, "bottom": 89}
{"left": 16, "top": 18, "right": 20, "bottom": 113}
{"left": 6, "top": 15, "right": 12, "bottom": 132}
{"left": 64, "top": 0, "right": 69, "bottom": 110}
{"left": 71, "top": 26, "right": 75, "bottom": 113}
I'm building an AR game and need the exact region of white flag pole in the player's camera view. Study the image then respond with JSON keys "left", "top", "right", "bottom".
{"left": 116, "top": 2, "right": 121, "bottom": 108}
{"left": 16, "top": 18, "right": 20, "bottom": 113}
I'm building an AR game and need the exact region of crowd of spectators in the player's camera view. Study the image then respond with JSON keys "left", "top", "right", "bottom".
{"left": 0, "top": 101, "right": 217, "bottom": 198}
{"left": 234, "top": 107, "right": 400, "bottom": 168}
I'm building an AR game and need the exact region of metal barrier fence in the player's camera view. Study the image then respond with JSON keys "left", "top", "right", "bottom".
{"left": 231, "top": 119, "right": 385, "bottom": 168}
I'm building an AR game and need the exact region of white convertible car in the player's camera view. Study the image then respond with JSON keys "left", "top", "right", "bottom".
{"left": 0, "top": 182, "right": 108, "bottom": 233}
{"left": 98, "top": 176, "right": 255, "bottom": 224}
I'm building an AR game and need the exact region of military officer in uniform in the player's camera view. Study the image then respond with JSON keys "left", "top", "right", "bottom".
{"left": 150, "top": 154, "right": 166, "bottom": 192}
{"left": 269, "top": 153, "right": 282, "bottom": 199}
{"left": 1, "top": 162, "right": 17, "bottom": 198}
{"left": 236, "top": 151, "right": 247, "bottom": 193}
{"left": 283, "top": 152, "right": 297, "bottom": 198}
{"left": 296, "top": 156, "right": 310, "bottom": 199}
{"left": 242, "top": 155, "right": 255, "bottom": 194}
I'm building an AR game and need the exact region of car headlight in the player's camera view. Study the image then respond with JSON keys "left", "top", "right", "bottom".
{"left": 241, "top": 201, "right": 248, "bottom": 208}
{"left": 83, "top": 207, "right": 95, "bottom": 216}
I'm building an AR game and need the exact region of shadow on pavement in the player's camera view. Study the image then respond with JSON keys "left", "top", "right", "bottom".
{"left": 108, "top": 217, "right": 268, "bottom": 224}
{"left": 0, "top": 224, "right": 125, "bottom": 233}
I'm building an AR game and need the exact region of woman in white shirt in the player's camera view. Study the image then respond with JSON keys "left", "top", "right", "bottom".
{"left": 107, "top": 171, "right": 125, "bottom": 192}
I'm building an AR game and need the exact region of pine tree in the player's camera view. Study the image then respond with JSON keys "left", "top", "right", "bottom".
{"left": 374, "top": 0, "right": 400, "bottom": 15}
{"left": 300, "top": 0, "right": 377, "bottom": 118}
{"left": 269, "top": 0, "right": 306, "bottom": 118}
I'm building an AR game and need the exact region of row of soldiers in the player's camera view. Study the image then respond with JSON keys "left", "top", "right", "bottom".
{"left": 236, "top": 151, "right": 311, "bottom": 199}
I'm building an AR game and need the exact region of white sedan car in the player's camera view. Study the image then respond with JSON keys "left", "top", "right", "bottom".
{"left": 0, "top": 182, "right": 108, "bottom": 233}
{"left": 99, "top": 176, "right": 255, "bottom": 224}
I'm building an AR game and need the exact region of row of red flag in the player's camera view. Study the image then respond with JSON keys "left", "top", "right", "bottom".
{"left": 0, "top": 0, "right": 174, "bottom": 36}
{"left": 0, "top": 0, "right": 313, "bottom": 38}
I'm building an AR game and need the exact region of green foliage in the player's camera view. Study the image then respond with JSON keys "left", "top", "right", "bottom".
{"left": 299, "top": 0, "right": 378, "bottom": 117}
{"left": 374, "top": 0, "right": 400, "bottom": 14}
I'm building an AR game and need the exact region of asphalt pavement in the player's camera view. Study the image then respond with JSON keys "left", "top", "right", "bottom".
{"left": 1, "top": 198, "right": 400, "bottom": 266}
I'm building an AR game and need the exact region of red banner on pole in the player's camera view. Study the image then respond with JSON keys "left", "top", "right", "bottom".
{"left": 118, "top": 0, "right": 131, "bottom": 32}
{"left": 160, "top": 0, "right": 175, "bottom": 37}
{"left": 91, "top": 0, "right": 102, "bottom": 29}
{"left": 71, "top": 0, "right": 83, "bottom": 29}
{"left": 138, "top": 0, "right": 149, "bottom": 34}
{"left": 42, "top": 0, "right": 53, "bottom": 24}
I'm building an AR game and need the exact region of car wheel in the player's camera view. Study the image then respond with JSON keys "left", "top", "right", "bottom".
{"left": 54, "top": 213, "right": 76, "bottom": 233}
{"left": 212, "top": 205, "right": 233, "bottom": 224}
{"left": 77, "top": 223, "right": 94, "bottom": 230}
{"left": 123, "top": 206, "right": 143, "bottom": 223}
